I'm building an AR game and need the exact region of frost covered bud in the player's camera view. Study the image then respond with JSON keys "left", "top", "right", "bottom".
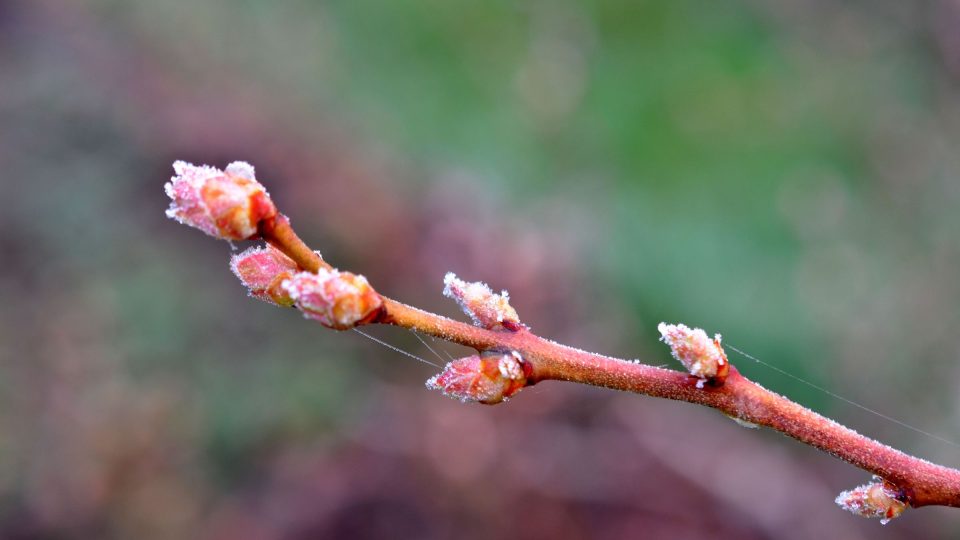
{"left": 282, "top": 269, "right": 382, "bottom": 330}
{"left": 165, "top": 160, "right": 277, "bottom": 240}
{"left": 442, "top": 272, "right": 521, "bottom": 331}
{"left": 835, "top": 479, "right": 907, "bottom": 524}
{"left": 230, "top": 244, "right": 300, "bottom": 306}
{"left": 658, "top": 322, "right": 729, "bottom": 386}
{"left": 426, "top": 351, "right": 529, "bottom": 405}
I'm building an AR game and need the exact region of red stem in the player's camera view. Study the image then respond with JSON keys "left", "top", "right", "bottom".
{"left": 260, "top": 214, "right": 328, "bottom": 273}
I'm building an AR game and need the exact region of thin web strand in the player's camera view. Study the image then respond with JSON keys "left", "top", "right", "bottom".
{"left": 725, "top": 343, "right": 960, "bottom": 448}
{"left": 430, "top": 334, "right": 457, "bottom": 362}
{"left": 352, "top": 329, "right": 440, "bottom": 368}
{"left": 410, "top": 329, "right": 448, "bottom": 364}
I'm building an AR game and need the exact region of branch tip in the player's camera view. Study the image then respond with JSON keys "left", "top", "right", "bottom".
{"left": 165, "top": 160, "right": 276, "bottom": 240}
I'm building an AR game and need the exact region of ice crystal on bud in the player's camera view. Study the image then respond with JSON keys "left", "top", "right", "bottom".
{"left": 225, "top": 161, "right": 256, "bottom": 180}
{"left": 442, "top": 272, "right": 521, "bottom": 331}
{"left": 835, "top": 479, "right": 907, "bottom": 524}
{"left": 658, "top": 322, "right": 729, "bottom": 385}
{"left": 426, "top": 351, "right": 529, "bottom": 404}
{"left": 282, "top": 269, "right": 382, "bottom": 330}
{"left": 165, "top": 160, "right": 276, "bottom": 240}
{"left": 230, "top": 244, "right": 300, "bottom": 306}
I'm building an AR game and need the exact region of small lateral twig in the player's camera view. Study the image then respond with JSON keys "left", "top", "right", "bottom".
{"left": 166, "top": 160, "right": 960, "bottom": 523}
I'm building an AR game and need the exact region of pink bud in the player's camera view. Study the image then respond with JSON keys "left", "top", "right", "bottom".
{"left": 426, "top": 351, "right": 529, "bottom": 404}
{"left": 835, "top": 479, "right": 907, "bottom": 524}
{"left": 442, "top": 272, "right": 521, "bottom": 331}
{"left": 165, "top": 160, "right": 277, "bottom": 240}
{"left": 282, "top": 269, "right": 382, "bottom": 330}
{"left": 229, "top": 245, "right": 300, "bottom": 306}
{"left": 658, "top": 322, "right": 729, "bottom": 386}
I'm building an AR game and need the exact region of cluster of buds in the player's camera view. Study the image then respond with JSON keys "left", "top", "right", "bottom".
{"left": 835, "top": 478, "right": 908, "bottom": 524}
{"left": 442, "top": 272, "right": 521, "bottom": 331}
{"left": 231, "top": 244, "right": 381, "bottom": 330}
{"left": 426, "top": 351, "right": 529, "bottom": 404}
{"left": 658, "top": 322, "right": 729, "bottom": 387}
{"left": 166, "top": 160, "right": 382, "bottom": 331}
{"left": 165, "top": 161, "right": 277, "bottom": 240}
{"left": 431, "top": 274, "right": 530, "bottom": 403}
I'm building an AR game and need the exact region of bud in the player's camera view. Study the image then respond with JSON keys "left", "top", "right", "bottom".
{"left": 835, "top": 479, "right": 907, "bottom": 524}
{"left": 230, "top": 244, "right": 300, "bottom": 306}
{"left": 657, "top": 322, "right": 729, "bottom": 386}
{"left": 426, "top": 351, "right": 529, "bottom": 404}
{"left": 282, "top": 269, "right": 382, "bottom": 330}
{"left": 165, "top": 160, "right": 277, "bottom": 240}
{"left": 442, "top": 272, "right": 521, "bottom": 331}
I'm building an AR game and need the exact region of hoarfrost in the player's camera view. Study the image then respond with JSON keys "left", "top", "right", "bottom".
{"left": 835, "top": 480, "right": 906, "bottom": 524}
{"left": 442, "top": 272, "right": 520, "bottom": 330}
{"left": 225, "top": 161, "right": 256, "bottom": 180}
{"left": 658, "top": 321, "right": 726, "bottom": 384}
{"left": 725, "top": 414, "right": 759, "bottom": 429}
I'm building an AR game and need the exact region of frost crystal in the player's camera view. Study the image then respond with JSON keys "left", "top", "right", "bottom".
{"left": 725, "top": 414, "right": 760, "bottom": 429}
{"left": 165, "top": 160, "right": 276, "bottom": 240}
{"left": 442, "top": 272, "right": 521, "bottom": 331}
{"left": 658, "top": 322, "right": 729, "bottom": 384}
{"left": 498, "top": 351, "right": 525, "bottom": 380}
{"left": 230, "top": 244, "right": 299, "bottom": 306}
{"left": 426, "top": 351, "right": 528, "bottom": 405}
{"left": 282, "top": 269, "right": 382, "bottom": 330}
{"left": 224, "top": 161, "right": 256, "bottom": 180}
{"left": 835, "top": 479, "right": 907, "bottom": 524}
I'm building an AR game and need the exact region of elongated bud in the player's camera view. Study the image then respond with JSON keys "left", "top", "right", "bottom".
{"left": 835, "top": 478, "right": 907, "bottom": 524}
{"left": 230, "top": 244, "right": 301, "bottom": 306}
{"left": 657, "top": 322, "right": 729, "bottom": 386}
{"left": 442, "top": 272, "right": 521, "bottom": 331}
{"left": 426, "top": 351, "right": 529, "bottom": 404}
{"left": 282, "top": 269, "right": 382, "bottom": 330}
{"left": 165, "top": 160, "right": 277, "bottom": 240}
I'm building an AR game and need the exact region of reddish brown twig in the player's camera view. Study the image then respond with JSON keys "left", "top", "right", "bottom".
{"left": 167, "top": 160, "right": 960, "bottom": 523}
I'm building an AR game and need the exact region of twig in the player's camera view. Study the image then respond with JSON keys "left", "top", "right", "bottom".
{"left": 166, "top": 160, "right": 960, "bottom": 523}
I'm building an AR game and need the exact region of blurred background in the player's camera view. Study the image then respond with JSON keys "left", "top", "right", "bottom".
{"left": 3, "top": 0, "right": 960, "bottom": 538}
